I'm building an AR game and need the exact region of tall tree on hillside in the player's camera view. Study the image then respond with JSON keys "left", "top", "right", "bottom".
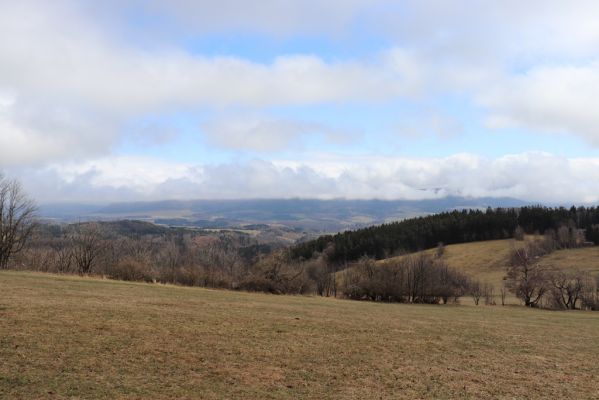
{"left": 505, "top": 245, "right": 549, "bottom": 307}
{"left": 0, "top": 173, "right": 37, "bottom": 269}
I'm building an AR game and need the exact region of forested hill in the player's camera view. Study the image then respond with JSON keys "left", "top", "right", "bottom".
{"left": 290, "top": 206, "right": 599, "bottom": 263}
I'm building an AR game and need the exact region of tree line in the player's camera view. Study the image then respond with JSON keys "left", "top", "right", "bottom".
{"left": 340, "top": 252, "right": 469, "bottom": 304}
{"left": 504, "top": 235, "right": 599, "bottom": 310}
{"left": 291, "top": 206, "right": 599, "bottom": 263}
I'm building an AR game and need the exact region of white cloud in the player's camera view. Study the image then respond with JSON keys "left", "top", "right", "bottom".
{"left": 0, "top": 1, "right": 405, "bottom": 112}
{"left": 481, "top": 63, "right": 599, "bottom": 145}
{"left": 0, "top": 93, "right": 119, "bottom": 167}
{"left": 9, "top": 153, "right": 599, "bottom": 204}
{"left": 0, "top": 1, "right": 413, "bottom": 166}
{"left": 3, "top": 0, "right": 599, "bottom": 203}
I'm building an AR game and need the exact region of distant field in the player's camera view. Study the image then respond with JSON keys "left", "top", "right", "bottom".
{"left": 2, "top": 271, "right": 599, "bottom": 399}
{"left": 541, "top": 246, "right": 599, "bottom": 275}
{"left": 380, "top": 239, "right": 599, "bottom": 304}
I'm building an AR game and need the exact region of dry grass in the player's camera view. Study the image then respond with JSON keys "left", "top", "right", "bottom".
{"left": 540, "top": 246, "right": 599, "bottom": 276}
{"left": 379, "top": 239, "right": 525, "bottom": 303}
{"left": 380, "top": 240, "right": 599, "bottom": 304}
{"left": 2, "top": 271, "right": 599, "bottom": 399}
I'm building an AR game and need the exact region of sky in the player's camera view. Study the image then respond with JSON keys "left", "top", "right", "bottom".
{"left": 2, "top": 0, "right": 599, "bottom": 204}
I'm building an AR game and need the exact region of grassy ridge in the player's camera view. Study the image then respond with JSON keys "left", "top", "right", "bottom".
{"left": 380, "top": 239, "right": 599, "bottom": 299}
{"left": 379, "top": 239, "right": 524, "bottom": 290}
{"left": 2, "top": 271, "right": 599, "bottom": 399}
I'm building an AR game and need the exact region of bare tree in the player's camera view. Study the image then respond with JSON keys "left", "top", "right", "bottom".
{"left": 305, "top": 257, "right": 332, "bottom": 296}
{"left": 499, "top": 284, "right": 508, "bottom": 306}
{"left": 505, "top": 245, "right": 549, "bottom": 307}
{"left": 0, "top": 174, "right": 37, "bottom": 269}
{"left": 513, "top": 226, "right": 525, "bottom": 241}
{"left": 483, "top": 282, "right": 496, "bottom": 305}
{"left": 435, "top": 242, "right": 445, "bottom": 258}
{"left": 581, "top": 276, "right": 599, "bottom": 310}
{"left": 71, "top": 223, "right": 106, "bottom": 275}
{"left": 158, "top": 238, "right": 181, "bottom": 283}
{"left": 470, "top": 279, "right": 482, "bottom": 305}
{"left": 549, "top": 270, "right": 586, "bottom": 310}
{"left": 52, "top": 243, "right": 73, "bottom": 273}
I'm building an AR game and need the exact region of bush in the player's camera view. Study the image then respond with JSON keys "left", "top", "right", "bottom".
{"left": 108, "top": 257, "right": 155, "bottom": 282}
{"left": 340, "top": 253, "right": 470, "bottom": 303}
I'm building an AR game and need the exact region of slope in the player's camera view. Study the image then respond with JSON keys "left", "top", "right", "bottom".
{"left": 380, "top": 239, "right": 599, "bottom": 295}
{"left": 2, "top": 271, "right": 599, "bottom": 399}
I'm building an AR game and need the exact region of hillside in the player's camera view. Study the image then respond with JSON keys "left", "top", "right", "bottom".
{"left": 292, "top": 206, "right": 599, "bottom": 263}
{"left": 379, "top": 239, "right": 524, "bottom": 290}
{"left": 2, "top": 271, "right": 599, "bottom": 399}
{"left": 380, "top": 239, "right": 599, "bottom": 299}
{"left": 541, "top": 246, "right": 599, "bottom": 275}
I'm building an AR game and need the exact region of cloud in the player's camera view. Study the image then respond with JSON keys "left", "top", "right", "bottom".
{"left": 4, "top": 0, "right": 599, "bottom": 204}
{"left": 0, "top": 1, "right": 415, "bottom": 166}
{"left": 0, "top": 1, "right": 405, "bottom": 112}
{"left": 202, "top": 116, "right": 360, "bottom": 152}
{"left": 481, "top": 63, "right": 599, "bottom": 145}
{"left": 0, "top": 93, "right": 119, "bottom": 167}
{"left": 9, "top": 153, "right": 599, "bottom": 204}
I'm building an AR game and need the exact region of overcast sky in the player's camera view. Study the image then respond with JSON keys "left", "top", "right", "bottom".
{"left": 2, "top": 0, "right": 599, "bottom": 204}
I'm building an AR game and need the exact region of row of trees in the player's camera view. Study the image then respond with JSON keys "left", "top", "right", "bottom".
{"left": 17, "top": 222, "right": 259, "bottom": 288}
{"left": 505, "top": 238, "right": 599, "bottom": 310}
{"left": 340, "top": 253, "right": 470, "bottom": 304}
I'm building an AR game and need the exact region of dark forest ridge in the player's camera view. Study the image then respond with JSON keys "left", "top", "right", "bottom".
{"left": 292, "top": 206, "right": 599, "bottom": 263}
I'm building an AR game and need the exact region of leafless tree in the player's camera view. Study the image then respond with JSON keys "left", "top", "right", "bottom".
{"left": 483, "top": 282, "right": 496, "bottom": 305}
{"left": 158, "top": 238, "right": 181, "bottom": 283}
{"left": 0, "top": 174, "right": 37, "bottom": 269}
{"left": 340, "top": 253, "right": 468, "bottom": 304}
{"left": 71, "top": 223, "right": 106, "bottom": 275}
{"left": 505, "top": 245, "right": 549, "bottom": 307}
{"left": 513, "top": 226, "right": 525, "bottom": 241}
{"left": 581, "top": 276, "right": 599, "bottom": 310}
{"left": 499, "top": 284, "right": 508, "bottom": 306}
{"left": 53, "top": 244, "right": 73, "bottom": 273}
{"left": 305, "top": 257, "right": 333, "bottom": 296}
{"left": 435, "top": 242, "right": 445, "bottom": 258}
{"left": 470, "top": 279, "right": 482, "bottom": 305}
{"left": 549, "top": 270, "right": 586, "bottom": 310}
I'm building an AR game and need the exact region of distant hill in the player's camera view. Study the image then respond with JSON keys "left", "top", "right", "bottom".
{"left": 291, "top": 205, "right": 599, "bottom": 263}
{"left": 39, "top": 197, "right": 530, "bottom": 232}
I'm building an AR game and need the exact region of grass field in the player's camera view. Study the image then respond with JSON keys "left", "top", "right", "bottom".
{"left": 380, "top": 240, "right": 599, "bottom": 304}
{"left": 2, "top": 271, "right": 599, "bottom": 399}
{"left": 541, "top": 246, "right": 599, "bottom": 275}
{"left": 380, "top": 239, "right": 524, "bottom": 289}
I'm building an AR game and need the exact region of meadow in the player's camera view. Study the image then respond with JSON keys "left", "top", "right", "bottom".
{"left": 380, "top": 238, "right": 599, "bottom": 303}
{"left": 2, "top": 270, "right": 599, "bottom": 399}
